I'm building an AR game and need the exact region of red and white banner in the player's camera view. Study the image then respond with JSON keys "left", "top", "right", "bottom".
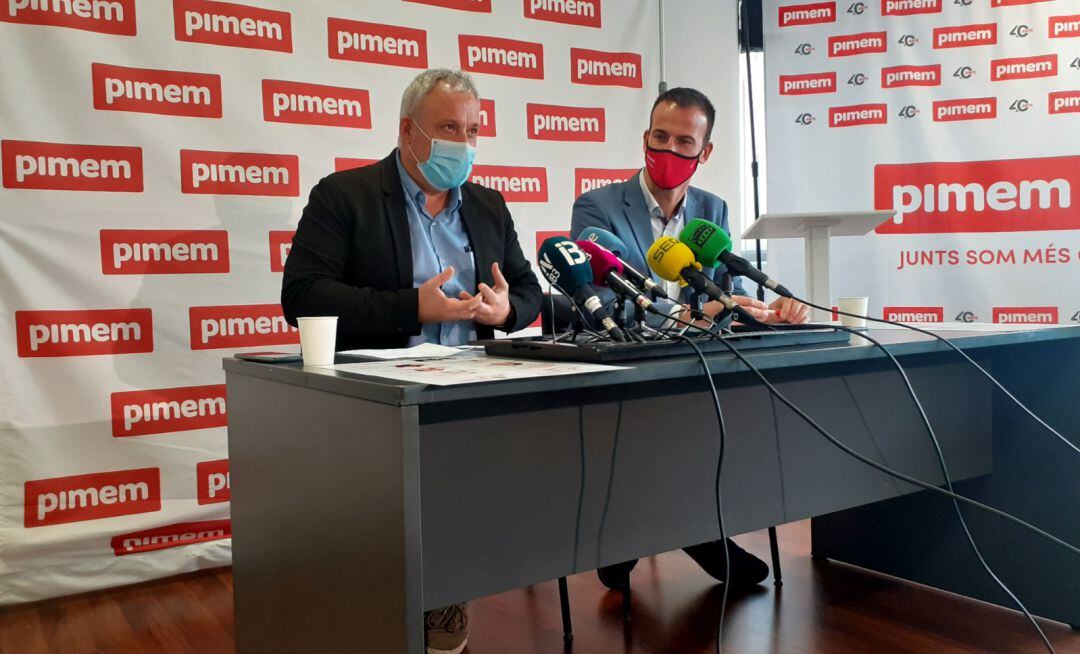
{"left": 764, "top": 0, "right": 1080, "bottom": 324}
{"left": 0, "top": 0, "right": 688, "bottom": 605}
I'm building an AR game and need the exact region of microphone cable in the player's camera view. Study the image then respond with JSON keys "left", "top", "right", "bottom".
{"left": 659, "top": 315, "right": 1076, "bottom": 651}
{"left": 768, "top": 320, "right": 1054, "bottom": 652}
{"left": 671, "top": 332, "right": 731, "bottom": 654}
{"left": 794, "top": 297, "right": 1079, "bottom": 458}
{"left": 657, "top": 314, "right": 1080, "bottom": 557}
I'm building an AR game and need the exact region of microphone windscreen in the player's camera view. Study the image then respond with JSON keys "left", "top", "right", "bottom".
{"left": 579, "top": 226, "right": 630, "bottom": 259}
{"left": 646, "top": 236, "right": 699, "bottom": 283}
{"left": 576, "top": 240, "right": 623, "bottom": 285}
{"left": 538, "top": 236, "right": 593, "bottom": 294}
{"left": 678, "top": 218, "right": 733, "bottom": 268}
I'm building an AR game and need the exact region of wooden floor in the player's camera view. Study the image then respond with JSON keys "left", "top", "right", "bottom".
{"left": 2, "top": 521, "right": 1078, "bottom": 654}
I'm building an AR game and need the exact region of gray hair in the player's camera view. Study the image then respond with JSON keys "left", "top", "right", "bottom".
{"left": 399, "top": 68, "right": 479, "bottom": 118}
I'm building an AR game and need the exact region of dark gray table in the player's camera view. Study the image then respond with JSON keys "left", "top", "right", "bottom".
{"left": 224, "top": 326, "right": 1080, "bottom": 653}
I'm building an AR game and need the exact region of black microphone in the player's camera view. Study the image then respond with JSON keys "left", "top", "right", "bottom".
{"left": 538, "top": 236, "right": 628, "bottom": 342}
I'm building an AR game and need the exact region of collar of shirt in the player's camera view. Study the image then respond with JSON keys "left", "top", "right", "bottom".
{"left": 638, "top": 170, "right": 686, "bottom": 237}
{"left": 638, "top": 171, "right": 688, "bottom": 303}
{"left": 396, "top": 151, "right": 463, "bottom": 219}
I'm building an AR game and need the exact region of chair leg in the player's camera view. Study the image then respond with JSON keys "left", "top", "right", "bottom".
{"left": 557, "top": 577, "right": 573, "bottom": 643}
{"left": 768, "top": 526, "right": 783, "bottom": 587}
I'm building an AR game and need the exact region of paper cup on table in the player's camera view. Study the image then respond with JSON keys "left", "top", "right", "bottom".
{"left": 837, "top": 297, "right": 869, "bottom": 328}
{"left": 297, "top": 316, "right": 338, "bottom": 366}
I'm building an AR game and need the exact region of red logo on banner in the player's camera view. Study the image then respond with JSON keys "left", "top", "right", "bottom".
{"left": 993, "top": 307, "right": 1058, "bottom": 323}
{"left": 269, "top": 230, "right": 295, "bottom": 272}
{"left": 197, "top": 459, "right": 230, "bottom": 505}
{"left": 459, "top": 35, "right": 544, "bottom": 79}
{"left": 991, "top": 0, "right": 1052, "bottom": 6}
{"left": 933, "top": 97, "right": 997, "bottom": 121}
{"left": 92, "top": 63, "right": 221, "bottom": 118}
{"left": 328, "top": 18, "right": 428, "bottom": 68}
{"left": 574, "top": 168, "right": 637, "bottom": 198}
{"left": 334, "top": 157, "right": 378, "bottom": 171}
{"left": 100, "top": 229, "right": 229, "bottom": 275}
{"left": 934, "top": 23, "right": 997, "bottom": 48}
{"left": 16, "top": 309, "right": 153, "bottom": 357}
{"left": 778, "top": 2, "right": 836, "bottom": 27}
{"left": 479, "top": 98, "right": 497, "bottom": 137}
{"left": 1, "top": 0, "right": 135, "bottom": 35}
{"left": 180, "top": 149, "right": 299, "bottom": 196}
{"left": 527, "top": 104, "right": 605, "bottom": 141}
{"left": 262, "top": 80, "right": 370, "bottom": 129}
{"left": 111, "top": 384, "right": 228, "bottom": 438}
{"left": 882, "top": 0, "right": 941, "bottom": 15}
{"left": 883, "top": 307, "right": 944, "bottom": 322}
{"left": 112, "top": 519, "right": 231, "bottom": 556}
{"left": 1050, "top": 14, "right": 1080, "bottom": 38}
{"left": 829, "top": 31, "right": 887, "bottom": 57}
{"left": 173, "top": 0, "right": 291, "bottom": 52}
{"left": 525, "top": 0, "right": 601, "bottom": 27}
{"left": 1050, "top": 91, "right": 1080, "bottom": 114}
{"left": 779, "top": 72, "right": 837, "bottom": 95}
{"left": 189, "top": 303, "right": 299, "bottom": 350}
{"left": 829, "top": 103, "right": 887, "bottom": 127}
{"left": 404, "top": 0, "right": 492, "bottom": 11}
{"left": 875, "top": 155, "right": 1080, "bottom": 234}
{"left": 991, "top": 54, "right": 1057, "bottom": 82}
{"left": 570, "top": 47, "right": 641, "bottom": 87}
{"left": 2, "top": 140, "right": 143, "bottom": 192}
{"left": 25, "top": 467, "right": 161, "bottom": 528}
{"left": 470, "top": 165, "right": 548, "bottom": 202}
{"left": 882, "top": 64, "right": 941, "bottom": 88}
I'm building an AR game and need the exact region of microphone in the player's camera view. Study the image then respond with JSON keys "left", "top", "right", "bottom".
{"left": 537, "top": 236, "right": 627, "bottom": 342}
{"left": 576, "top": 240, "right": 661, "bottom": 315}
{"left": 645, "top": 236, "right": 757, "bottom": 323}
{"left": 578, "top": 226, "right": 670, "bottom": 300}
{"left": 678, "top": 218, "right": 793, "bottom": 298}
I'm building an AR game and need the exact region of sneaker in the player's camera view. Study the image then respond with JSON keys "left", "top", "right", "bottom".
{"left": 596, "top": 559, "right": 638, "bottom": 590}
{"left": 683, "top": 538, "right": 769, "bottom": 589}
{"left": 425, "top": 602, "right": 468, "bottom": 654}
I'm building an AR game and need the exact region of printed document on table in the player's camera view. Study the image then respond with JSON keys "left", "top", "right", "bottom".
{"left": 337, "top": 343, "right": 467, "bottom": 360}
{"left": 331, "top": 356, "right": 629, "bottom": 386}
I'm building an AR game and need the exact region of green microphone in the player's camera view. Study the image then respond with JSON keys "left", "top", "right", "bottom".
{"left": 678, "top": 218, "right": 732, "bottom": 268}
{"left": 678, "top": 218, "right": 793, "bottom": 298}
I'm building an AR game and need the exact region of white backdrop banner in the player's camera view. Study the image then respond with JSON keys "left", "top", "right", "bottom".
{"left": 763, "top": 0, "right": 1080, "bottom": 325}
{"left": 0, "top": 0, "right": 741, "bottom": 604}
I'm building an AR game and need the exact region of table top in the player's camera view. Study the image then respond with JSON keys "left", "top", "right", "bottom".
{"left": 222, "top": 325, "right": 1080, "bottom": 407}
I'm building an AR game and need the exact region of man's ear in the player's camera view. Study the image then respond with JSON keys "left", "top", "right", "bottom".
{"left": 699, "top": 141, "right": 714, "bottom": 163}
{"left": 642, "top": 129, "right": 650, "bottom": 153}
{"left": 399, "top": 116, "right": 412, "bottom": 143}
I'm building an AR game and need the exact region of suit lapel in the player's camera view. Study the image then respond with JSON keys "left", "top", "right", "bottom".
{"left": 380, "top": 150, "right": 413, "bottom": 288}
{"left": 621, "top": 177, "right": 654, "bottom": 274}
{"left": 458, "top": 189, "right": 486, "bottom": 290}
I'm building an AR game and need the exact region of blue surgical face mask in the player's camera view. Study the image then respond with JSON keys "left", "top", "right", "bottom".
{"left": 408, "top": 122, "right": 476, "bottom": 190}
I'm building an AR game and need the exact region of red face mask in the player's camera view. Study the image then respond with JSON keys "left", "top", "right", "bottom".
{"left": 645, "top": 146, "right": 702, "bottom": 190}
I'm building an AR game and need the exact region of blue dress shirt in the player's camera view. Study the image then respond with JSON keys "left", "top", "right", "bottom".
{"left": 395, "top": 153, "right": 477, "bottom": 346}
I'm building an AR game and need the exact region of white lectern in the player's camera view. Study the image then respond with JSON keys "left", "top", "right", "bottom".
{"left": 741, "top": 211, "right": 894, "bottom": 322}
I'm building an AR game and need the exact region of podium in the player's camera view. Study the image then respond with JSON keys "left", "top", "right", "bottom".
{"left": 742, "top": 210, "right": 893, "bottom": 321}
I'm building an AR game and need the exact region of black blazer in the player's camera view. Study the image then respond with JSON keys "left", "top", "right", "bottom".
{"left": 281, "top": 150, "right": 542, "bottom": 350}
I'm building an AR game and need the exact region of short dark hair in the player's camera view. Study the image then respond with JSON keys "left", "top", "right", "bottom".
{"left": 649, "top": 87, "right": 716, "bottom": 143}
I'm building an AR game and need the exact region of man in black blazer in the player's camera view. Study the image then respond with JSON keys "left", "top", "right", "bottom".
{"left": 282, "top": 72, "right": 541, "bottom": 354}
{"left": 281, "top": 68, "right": 541, "bottom": 654}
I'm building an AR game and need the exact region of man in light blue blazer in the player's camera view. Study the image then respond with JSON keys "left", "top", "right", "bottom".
{"left": 570, "top": 87, "right": 809, "bottom": 593}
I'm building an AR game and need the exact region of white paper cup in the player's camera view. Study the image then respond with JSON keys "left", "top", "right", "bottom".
{"left": 298, "top": 316, "right": 338, "bottom": 366}
{"left": 837, "top": 297, "right": 869, "bottom": 328}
